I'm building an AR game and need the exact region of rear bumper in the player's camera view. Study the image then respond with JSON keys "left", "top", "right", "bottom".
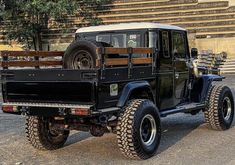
{"left": 2, "top": 102, "right": 92, "bottom": 109}
{"left": 2, "top": 102, "right": 92, "bottom": 116}
{"left": 1, "top": 102, "right": 120, "bottom": 116}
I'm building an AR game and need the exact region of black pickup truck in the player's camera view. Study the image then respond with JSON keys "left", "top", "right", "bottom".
{"left": 1, "top": 23, "right": 234, "bottom": 160}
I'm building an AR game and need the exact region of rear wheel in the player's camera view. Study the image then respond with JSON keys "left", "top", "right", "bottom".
{"left": 204, "top": 85, "right": 234, "bottom": 130}
{"left": 25, "top": 116, "right": 69, "bottom": 150}
{"left": 116, "top": 99, "right": 161, "bottom": 159}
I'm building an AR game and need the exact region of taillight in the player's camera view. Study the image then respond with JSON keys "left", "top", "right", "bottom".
{"left": 2, "top": 105, "right": 18, "bottom": 113}
{"left": 71, "top": 108, "right": 90, "bottom": 116}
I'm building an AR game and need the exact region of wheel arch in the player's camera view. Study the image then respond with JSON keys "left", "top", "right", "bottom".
{"left": 193, "top": 74, "right": 224, "bottom": 103}
{"left": 117, "top": 81, "right": 155, "bottom": 108}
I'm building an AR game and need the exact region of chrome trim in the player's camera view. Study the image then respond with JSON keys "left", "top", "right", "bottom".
{"left": 2, "top": 102, "right": 92, "bottom": 109}
{"left": 223, "top": 97, "right": 232, "bottom": 121}
{"left": 140, "top": 114, "right": 157, "bottom": 146}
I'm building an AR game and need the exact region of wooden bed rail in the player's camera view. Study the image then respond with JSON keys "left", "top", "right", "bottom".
{"left": 96, "top": 47, "right": 156, "bottom": 66}
{"left": 0, "top": 47, "right": 157, "bottom": 69}
{"left": 0, "top": 51, "right": 64, "bottom": 57}
{"left": 0, "top": 51, "right": 64, "bottom": 69}
{"left": 96, "top": 47, "right": 155, "bottom": 55}
{"left": 96, "top": 47, "right": 158, "bottom": 79}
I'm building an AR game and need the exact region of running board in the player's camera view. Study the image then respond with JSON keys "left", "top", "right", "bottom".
{"left": 160, "top": 103, "right": 205, "bottom": 117}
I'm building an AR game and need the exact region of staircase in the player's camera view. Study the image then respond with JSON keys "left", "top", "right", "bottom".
{"left": 1, "top": 0, "right": 235, "bottom": 56}
{"left": 36, "top": 0, "right": 235, "bottom": 44}
{"left": 219, "top": 56, "right": 235, "bottom": 74}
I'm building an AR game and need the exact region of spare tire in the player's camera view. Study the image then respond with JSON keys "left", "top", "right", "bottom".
{"left": 63, "top": 40, "right": 109, "bottom": 69}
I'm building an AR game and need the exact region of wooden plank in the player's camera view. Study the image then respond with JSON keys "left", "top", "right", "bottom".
{"left": 100, "top": 48, "right": 129, "bottom": 54}
{"left": 133, "top": 48, "right": 155, "bottom": 54}
{"left": 1, "top": 61, "right": 62, "bottom": 67}
{"left": 105, "top": 57, "right": 152, "bottom": 66}
{"left": 0, "top": 51, "right": 64, "bottom": 57}
{"left": 97, "top": 47, "right": 154, "bottom": 54}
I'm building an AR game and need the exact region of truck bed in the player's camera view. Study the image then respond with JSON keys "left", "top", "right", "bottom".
{"left": 1, "top": 69, "right": 97, "bottom": 104}
{"left": 0, "top": 48, "right": 157, "bottom": 112}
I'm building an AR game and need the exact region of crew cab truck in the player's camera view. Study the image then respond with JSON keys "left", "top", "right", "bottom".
{"left": 1, "top": 23, "right": 234, "bottom": 160}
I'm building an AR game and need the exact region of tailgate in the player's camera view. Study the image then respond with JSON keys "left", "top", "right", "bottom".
{"left": 1, "top": 69, "right": 98, "bottom": 104}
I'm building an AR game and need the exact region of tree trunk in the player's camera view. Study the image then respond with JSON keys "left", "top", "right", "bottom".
{"left": 34, "top": 31, "right": 43, "bottom": 51}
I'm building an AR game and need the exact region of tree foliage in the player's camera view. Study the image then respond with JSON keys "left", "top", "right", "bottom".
{"left": 0, "top": 0, "right": 111, "bottom": 50}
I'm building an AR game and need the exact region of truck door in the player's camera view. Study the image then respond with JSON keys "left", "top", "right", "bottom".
{"left": 157, "top": 30, "right": 175, "bottom": 110}
{"left": 172, "top": 31, "right": 189, "bottom": 105}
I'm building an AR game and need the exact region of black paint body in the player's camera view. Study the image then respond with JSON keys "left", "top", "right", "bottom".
{"left": 1, "top": 28, "right": 223, "bottom": 116}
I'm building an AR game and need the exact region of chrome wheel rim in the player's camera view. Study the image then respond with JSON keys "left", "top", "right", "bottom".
{"left": 223, "top": 97, "right": 232, "bottom": 121}
{"left": 140, "top": 114, "right": 157, "bottom": 146}
{"left": 72, "top": 50, "right": 94, "bottom": 69}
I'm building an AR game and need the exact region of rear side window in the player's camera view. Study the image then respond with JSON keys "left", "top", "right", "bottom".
{"left": 161, "top": 31, "right": 170, "bottom": 58}
{"left": 172, "top": 32, "right": 186, "bottom": 58}
{"left": 149, "top": 31, "right": 158, "bottom": 48}
{"left": 96, "top": 34, "right": 111, "bottom": 44}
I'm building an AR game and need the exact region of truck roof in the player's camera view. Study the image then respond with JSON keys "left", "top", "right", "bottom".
{"left": 76, "top": 22, "right": 186, "bottom": 33}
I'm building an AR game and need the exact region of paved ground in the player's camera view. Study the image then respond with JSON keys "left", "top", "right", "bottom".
{"left": 0, "top": 75, "right": 235, "bottom": 165}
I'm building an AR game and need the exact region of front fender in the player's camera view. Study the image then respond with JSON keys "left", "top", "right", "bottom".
{"left": 117, "top": 81, "right": 155, "bottom": 108}
{"left": 200, "top": 74, "right": 224, "bottom": 102}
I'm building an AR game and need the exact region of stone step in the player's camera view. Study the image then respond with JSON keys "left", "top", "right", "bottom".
{"left": 100, "top": 8, "right": 235, "bottom": 24}
{"left": 102, "top": 0, "right": 195, "bottom": 9}
{"left": 196, "top": 33, "right": 235, "bottom": 39}
{"left": 100, "top": 0, "right": 221, "bottom": 12}
{"left": 225, "top": 58, "right": 235, "bottom": 62}
{"left": 220, "top": 70, "right": 235, "bottom": 74}
{"left": 220, "top": 64, "right": 235, "bottom": 68}
{"left": 42, "top": 20, "right": 235, "bottom": 34}
{"left": 100, "top": 7, "right": 232, "bottom": 21}
{"left": 104, "top": 0, "right": 170, "bottom": 7}
{"left": 187, "top": 24, "right": 235, "bottom": 31}
{"left": 99, "top": 2, "right": 230, "bottom": 18}
{"left": 178, "top": 19, "right": 235, "bottom": 28}
{"left": 101, "top": 13, "right": 235, "bottom": 24}
{"left": 223, "top": 61, "right": 235, "bottom": 65}
{"left": 219, "top": 67, "right": 235, "bottom": 71}
{"left": 99, "top": 1, "right": 199, "bottom": 14}
{"left": 100, "top": 2, "right": 228, "bottom": 15}
{"left": 59, "top": 13, "right": 235, "bottom": 27}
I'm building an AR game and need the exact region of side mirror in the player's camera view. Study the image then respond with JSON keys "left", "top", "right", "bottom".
{"left": 191, "top": 48, "right": 198, "bottom": 59}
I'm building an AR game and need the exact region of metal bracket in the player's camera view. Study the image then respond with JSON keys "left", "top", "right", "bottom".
{"left": 152, "top": 48, "right": 158, "bottom": 75}
{"left": 2, "top": 51, "right": 9, "bottom": 70}
{"left": 34, "top": 56, "right": 40, "bottom": 69}
{"left": 100, "top": 47, "right": 106, "bottom": 80}
{"left": 127, "top": 47, "right": 133, "bottom": 79}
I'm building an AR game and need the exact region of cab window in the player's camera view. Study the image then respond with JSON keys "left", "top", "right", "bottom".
{"left": 149, "top": 31, "right": 158, "bottom": 48}
{"left": 172, "top": 32, "right": 186, "bottom": 58}
{"left": 161, "top": 31, "right": 170, "bottom": 58}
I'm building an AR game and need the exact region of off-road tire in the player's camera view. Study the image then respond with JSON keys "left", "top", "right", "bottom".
{"left": 25, "top": 116, "right": 69, "bottom": 150}
{"left": 116, "top": 99, "right": 161, "bottom": 160}
{"left": 204, "top": 85, "right": 234, "bottom": 130}
{"left": 63, "top": 40, "right": 98, "bottom": 69}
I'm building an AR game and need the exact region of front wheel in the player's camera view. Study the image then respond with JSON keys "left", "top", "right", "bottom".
{"left": 116, "top": 99, "right": 161, "bottom": 160}
{"left": 204, "top": 85, "right": 234, "bottom": 130}
{"left": 25, "top": 116, "right": 69, "bottom": 150}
